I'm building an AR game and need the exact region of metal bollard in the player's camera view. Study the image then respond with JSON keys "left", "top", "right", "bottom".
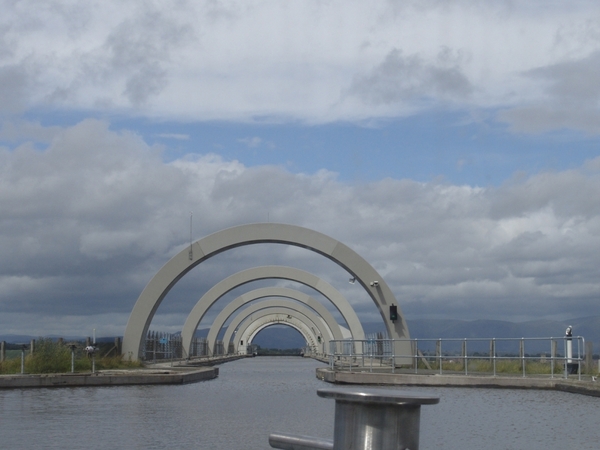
{"left": 270, "top": 387, "right": 439, "bottom": 450}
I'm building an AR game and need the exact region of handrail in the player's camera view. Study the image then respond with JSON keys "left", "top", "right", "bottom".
{"left": 328, "top": 336, "right": 586, "bottom": 380}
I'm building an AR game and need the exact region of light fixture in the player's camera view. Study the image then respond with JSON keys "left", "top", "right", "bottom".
{"left": 370, "top": 281, "right": 379, "bottom": 287}
{"left": 349, "top": 277, "right": 356, "bottom": 284}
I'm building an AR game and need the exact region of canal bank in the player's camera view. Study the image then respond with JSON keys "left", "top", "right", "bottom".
{"left": 0, "top": 366, "right": 218, "bottom": 388}
{"left": 0, "top": 355, "right": 246, "bottom": 389}
{"left": 316, "top": 367, "right": 600, "bottom": 397}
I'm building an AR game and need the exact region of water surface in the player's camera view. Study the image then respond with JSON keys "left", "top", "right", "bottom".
{"left": 0, "top": 357, "right": 598, "bottom": 449}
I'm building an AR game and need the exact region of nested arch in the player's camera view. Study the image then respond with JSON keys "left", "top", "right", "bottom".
{"left": 220, "top": 298, "right": 335, "bottom": 355}
{"left": 181, "top": 266, "right": 363, "bottom": 357}
{"left": 207, "top": 287, "right": 344, "bottom": 355}
{"left": 122, "top": 223, "right": 409, "bottom": 360}
{"left": 233, "top": 309, "right": 324, "bottom": 354}
{"left": 243, "top": 318, "right": 317, "bottom": 354}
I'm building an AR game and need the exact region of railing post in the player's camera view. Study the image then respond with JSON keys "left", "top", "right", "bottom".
{"left": 585, "top": 340, "right": 593, "bottom": 377}
{"left": 0, "top": 341, "right": 5, "bottom": 363}
{"left": 153, "top": 333, "right": 157, "bottom": 363}
{"left": 70, "top": 344, "right": 76, "bottom": 373}
{"left": 520, "top": 338, "right": 525, "bottom": 377}
{"left": 389, "top": 339, "right": 393, "bottom": 374}
{"left": 563, "top": 337, "right": 568, "bottom": 379}
{"left": 578, "top": 337, "right": 584, "bottom": 381}
{"left": 462, "top": 339, "right": 467, "bottom": 375}
{"left": 21, "top": 344, "right": 27, "bottom": 374}
{"left": 414, "top": 339, "right": 418, "bottom": 374}
{"left": 349, "top": 341, "right": 353, "bottom": 372}
{"left": 436, "top": 339, "right": 442, "bottom": 375}
{"left": 329, "top": 341, "right": 334, "bottom": 369}
{"left": 551, "top": 339, "right": 557, "bottom": 378}
{"left": 492, "top": 338, "right": 496, "bottom": 376}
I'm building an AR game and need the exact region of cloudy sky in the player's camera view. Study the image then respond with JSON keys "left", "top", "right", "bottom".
{"left": 1, "top": 0, "right": 600, "bottom": 338}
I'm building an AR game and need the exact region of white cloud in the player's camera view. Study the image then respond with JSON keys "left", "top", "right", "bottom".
{"left": 1, "top": 1, "right": 599, "bottom": 128}
{"left": 1, "top": 120, "right": 600, "bottom": 335}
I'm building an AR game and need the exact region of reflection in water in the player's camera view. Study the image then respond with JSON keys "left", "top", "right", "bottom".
{"left": 0, "top": 357, "right": 599, "bottom": 449}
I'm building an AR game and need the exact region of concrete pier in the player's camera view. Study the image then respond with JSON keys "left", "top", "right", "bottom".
{"left": 0, "top": 366, "right": 218, "bottom": 389}
{"left": 316, "top": 367, "right": 600, "bottom": 398}
{"left": 0, "top": 354, "right": 246, "bottom": 389}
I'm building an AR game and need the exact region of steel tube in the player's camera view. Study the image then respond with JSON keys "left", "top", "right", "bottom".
{"left": 318, "top": 388, "right": 439, "bottom": 450}
{"left": 269, "top": 433, "right": 334, "bottom": 450}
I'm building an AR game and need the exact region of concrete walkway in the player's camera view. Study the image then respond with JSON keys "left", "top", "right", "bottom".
{"left": 0, "top": 366, "right": 218, "bottom": 389}
{"left": 0, "top": 355, "right": 247, "bottom": 389}
{"left": 316, "top": 367, "right": 600, "bottom": 398}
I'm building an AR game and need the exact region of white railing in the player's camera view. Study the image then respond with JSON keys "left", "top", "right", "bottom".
{"left": 329, "top": 336, "right": 586, "bottom": 380}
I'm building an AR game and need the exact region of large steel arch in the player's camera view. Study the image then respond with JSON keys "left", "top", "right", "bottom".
{"left": 123, "top": 223, "right": 409, "bottom": 360}
{"left": 207, "top": 287, "right": 344, "bottom": 355}
{"left": 181, "top": 266, "right": 362, "bottom": 357}
{"left": 233, "top": 308, "right": 324, "bottom": 355}
{"left": 221, "top": 299, "right": 335, "bottom": 355}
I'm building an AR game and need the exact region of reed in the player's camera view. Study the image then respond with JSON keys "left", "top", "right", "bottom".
{"left": 0, "top": 338, "right": 142, "bottom": 374}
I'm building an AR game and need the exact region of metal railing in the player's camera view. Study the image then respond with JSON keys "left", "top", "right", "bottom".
{"left": 329, "top": 336, "right": 586, "bottom": 380}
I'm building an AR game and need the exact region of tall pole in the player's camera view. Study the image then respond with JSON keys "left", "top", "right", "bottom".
{"left": 188, "top": 212, "right": 193, "bottom": 260}
{"left": 91, "top": 329, "right": 96, "bottom": 374}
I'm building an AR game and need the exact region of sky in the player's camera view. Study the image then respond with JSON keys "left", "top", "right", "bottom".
{"left": 1, "top": 0, "right": 600, "bottom": 338}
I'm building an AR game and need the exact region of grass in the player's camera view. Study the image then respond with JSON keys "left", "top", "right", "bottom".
{"left": 420, "top": 356, "right": 598, "bottom": 376}
{"left": 0, "top": 338, "right": 142, "bottom": 375}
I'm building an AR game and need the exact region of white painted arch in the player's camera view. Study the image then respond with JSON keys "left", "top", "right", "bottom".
{"left": 234, "top": 309, "right": 324, "bottom": 355}
{"left": 221, "top": 298, "right": 335, "bottom": 355}
{"left": 181, "top": 266, "right": 362, "bottom": 357}
{"left": 123, "top": 223, "right": 409, "bottom": 360}
{"left": 243, "top": 316, "right": 317, "bottom": 354}
{"left": 207, "top": 287, "right": 344, "bottom": 355}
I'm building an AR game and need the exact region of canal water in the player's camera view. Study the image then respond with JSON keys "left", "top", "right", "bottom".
{"left": 0, "top": 357, "right": 599, "bottom": 449}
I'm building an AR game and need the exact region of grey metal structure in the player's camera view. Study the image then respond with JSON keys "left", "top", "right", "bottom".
{"left": 208, "top": 288, "right": 344, "bottom": 354}
{"left": 180, "top": 266, "right": 365, "bottom": 358}
{"left": 123, "top": 223, "right": 409, "bottom": 360}
{"left": 230, "top": 305, "right": 332, "bottom": 355}
{"left": 269, "top": 387, "right": 439, "bottom": 450}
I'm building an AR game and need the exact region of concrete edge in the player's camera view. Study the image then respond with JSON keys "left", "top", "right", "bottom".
{"left": 316, "top": 368, "right": 600, "bottom": 398}
{"left": 0, "top": 367, "right": 218, "bottom": 389}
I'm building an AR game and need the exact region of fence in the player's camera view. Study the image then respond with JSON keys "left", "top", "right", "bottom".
{"left": 329, "top": 336, "right": 588, "bottom": 380}
{"left": 144, "top": 331, "right": 225, "bottom": 361}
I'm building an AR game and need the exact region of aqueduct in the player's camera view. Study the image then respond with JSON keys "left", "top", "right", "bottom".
{"left": 122, "top": 223, "right": 410, "bottom": 360}
{"left": 181, "top": 266, "right": 363, "bottom": 357}
{"left": 236, "top": 312, "right": 321, "bottom": 353}
{"left": 223, "top": 303, "right": 333, "bottom": 355}
{"left": 207, "top": 287, "right": 345, "bottom": 355}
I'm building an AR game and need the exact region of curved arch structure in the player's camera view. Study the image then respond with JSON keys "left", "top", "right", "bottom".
{"left": 242, "top": 316, "right": 317, "bottom": 354}
{"left": 181, "top": 266, "right": 362, "bottom": 356}
{"left": 220, "top": 298, "right": 335, "bottom": 355}
{"left": 123, "top": 223, "right": 409, "bottom": 360}
{"left": 233, "top": 308, "right": 325, "bottom": 355}
{"left": 207, "top": 287, "right": 344, "bottom": 354}
{"left": 242, "top": 319, "right": 312, "bottom": 351}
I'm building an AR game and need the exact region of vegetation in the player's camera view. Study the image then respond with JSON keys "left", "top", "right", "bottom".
{"left": 417, "top": 356, "right": 598, "bottom": 376}
{"left": 0, "top": 338, "right": 142, "bottom": 375}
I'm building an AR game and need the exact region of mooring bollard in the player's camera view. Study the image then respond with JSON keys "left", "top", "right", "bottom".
{"left": 269, "top": 387, "right": 439, "bottom": 450}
